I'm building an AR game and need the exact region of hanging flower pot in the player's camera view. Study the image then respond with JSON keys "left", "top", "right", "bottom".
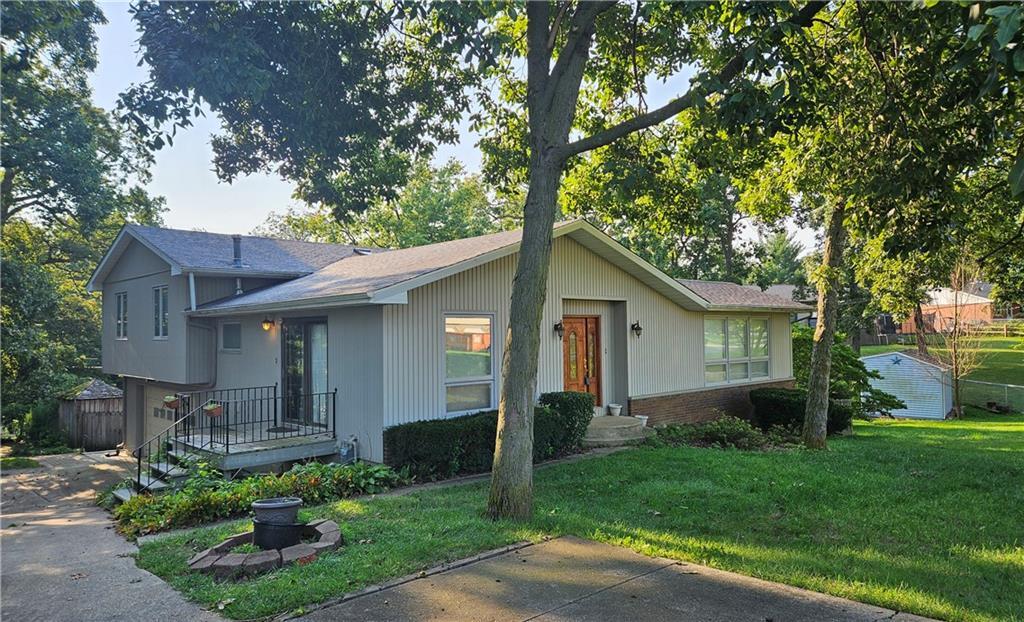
{"left": 203, "top": 402, "right": 223, "bottom": 417}
{"left": 163, "top": 395, "right": 180, "bottom": 409}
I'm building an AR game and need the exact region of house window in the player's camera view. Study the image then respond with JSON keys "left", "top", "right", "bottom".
{"left": 221, "top": 322, "right": 241, "bottom": 351}
{"left": 444, "top": 315, "right": 493, "bottom": 413}
{"left": 153, "top": 285, "right": 169, "bottom": 339}
{"left": 115, "top": 292, "right": 128, "bottom": 339}
{"left": 704, "top": 316, "right": 770, "bottom": 384}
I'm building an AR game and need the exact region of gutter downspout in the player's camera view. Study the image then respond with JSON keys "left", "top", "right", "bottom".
{"left": 188, "top": 272, "right": 197, "bottom": 311}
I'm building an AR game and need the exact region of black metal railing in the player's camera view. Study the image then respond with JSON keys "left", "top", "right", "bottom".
{"left": 132, "top": 385, "right": 336, "bottom": 494}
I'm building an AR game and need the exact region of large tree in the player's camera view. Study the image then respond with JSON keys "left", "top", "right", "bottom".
{"left": 1, "top": 1, "right": 166, "bottom": 433}
{"left": 123, "top": 1, "right": 827, "bottom": 518}
{"left": 255, "top": 159, "right": 517, "bottom": 248}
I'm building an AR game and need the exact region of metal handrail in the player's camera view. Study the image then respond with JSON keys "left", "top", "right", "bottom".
{"left": 133, "top": 398, "right": 212, "bottom": 493}
{"left": 131, "top": 385, "right": 335, "bottom": 494}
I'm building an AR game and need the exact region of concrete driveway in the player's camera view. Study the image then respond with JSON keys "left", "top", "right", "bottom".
{"left": 1, "top": 451, "right": 221, "bottom": 622}
{"left": 296, "top": 536, "right": 936, "bottom": 622}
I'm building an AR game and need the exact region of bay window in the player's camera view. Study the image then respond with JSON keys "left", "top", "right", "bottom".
{"left": 704, "top": 316, "right": 770, "bottom": 384}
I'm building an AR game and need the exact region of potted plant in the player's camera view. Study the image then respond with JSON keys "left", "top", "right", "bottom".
{"left": 203, "top": 402, "right": 223, "bottom": 417}
{"left": 163, "top": 395, "right": 180, "bottom": 409}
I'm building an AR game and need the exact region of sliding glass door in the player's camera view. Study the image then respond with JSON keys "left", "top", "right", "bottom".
{"left": 281, "top": 318, "right": 328, "bottom": 426}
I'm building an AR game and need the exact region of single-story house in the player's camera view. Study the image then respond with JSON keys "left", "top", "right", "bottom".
{"left": 900, "top": 288, "right": 994, "bottom": 334}
{"left": 88, "top": 219, "right": 809, "bottom": 472}
{"left": 860, "top": 351, "right": 953, "bottom": 420}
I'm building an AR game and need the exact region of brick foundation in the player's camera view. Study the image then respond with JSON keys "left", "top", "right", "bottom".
{"left": 629, "top": 379, "right": 795, "bottom": 427}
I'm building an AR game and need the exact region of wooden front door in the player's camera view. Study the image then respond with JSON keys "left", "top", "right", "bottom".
{"left": 562, "top": 316, "right": 601, "bottom": 405}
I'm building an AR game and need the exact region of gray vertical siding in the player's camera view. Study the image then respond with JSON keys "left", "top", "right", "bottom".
{"left": 328, "top": 306, "right": 384, "bottom": 461}
{"left": 382, "top": 236, "right": 794, "bottom": 426}
{"left": 101, "top": 240, "right": 189, "bottom": 383}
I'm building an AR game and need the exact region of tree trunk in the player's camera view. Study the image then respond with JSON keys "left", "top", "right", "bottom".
{"left": 802, "top": 201, "right": 847, "bottom": 449}
{"left": 486, "top": 163, "right": 562, "bottom": 520}
{"left": 913, "top": 304, "right": 928, "bottom": 355}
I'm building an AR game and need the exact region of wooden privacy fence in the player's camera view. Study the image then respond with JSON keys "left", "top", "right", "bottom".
{"left": 59, "top": 379, "right": 124, "bottom": 450}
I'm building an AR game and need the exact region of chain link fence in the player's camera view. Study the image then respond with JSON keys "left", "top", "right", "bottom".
{"left": 960, "top": 379, "right": 1024, "bottom": 413}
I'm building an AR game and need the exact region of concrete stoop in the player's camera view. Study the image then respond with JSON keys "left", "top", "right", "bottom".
{"left": 582, "top": 415, "right": 654, "bottom": 447}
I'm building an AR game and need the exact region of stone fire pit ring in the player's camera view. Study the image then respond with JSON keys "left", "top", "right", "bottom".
{"left": 188, "top": 519, "right": 342, "bottom": 580}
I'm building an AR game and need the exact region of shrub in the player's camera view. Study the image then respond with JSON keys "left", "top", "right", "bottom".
{"left": 538, "top": 391, "right": 595, "bottom": 450}
{"left": 112, "top": 461, "right": 401, "bottom": 537}
{"left": 655, "top": 415, "right": 769, "bottom": 450}
{"left": 749, "top": 387, "right": 853, "bottom": 435}
{"left": 383, "top": 391, "right": 594, "bottom": 480}
{"left": 791, "top": 325, "right": 904, "bottom": 417}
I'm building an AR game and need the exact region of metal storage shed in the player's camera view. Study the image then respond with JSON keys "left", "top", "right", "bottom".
{"left": 860, "top": 351, "right": 953, "bottom": 420}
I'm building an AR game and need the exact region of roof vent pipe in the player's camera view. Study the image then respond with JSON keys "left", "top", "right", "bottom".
{"left": 232, "top": 234, "right": 243, "bottom": 268}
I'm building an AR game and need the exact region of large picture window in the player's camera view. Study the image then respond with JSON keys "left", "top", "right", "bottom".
{"left": 153, "top": 285, "right": 169, "bottom": 339}
{"left": 444, "top": 315, "right": 493, "bottom": 413}
{"left": 115, "top": 292, "right": 128, "bottom": 339}
{"left": 704, "top": 316, "right": 770, "bottom": 384}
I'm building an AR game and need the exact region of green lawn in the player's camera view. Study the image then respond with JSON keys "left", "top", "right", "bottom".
{"left": 0, "top": 456, "right": 42, "bottom": 470}
{"left": 861, "top": 335, "right": 1023, "bottom": 385}
{"left": 137, "top": 410, "right": 1023, "bottom": 622}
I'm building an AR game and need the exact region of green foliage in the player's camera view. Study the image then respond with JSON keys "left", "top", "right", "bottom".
{"left": 749, "top": 387, "right": 852, "bottom": 436}
{"left": 254, "top": 159, "right": 518, "bottom": 248}
{"left": 1, "top": 2, "right": 165, "bottom": 442}
{"left": 112, "top": 461, "right": 402, "bottom": 538}
{"left": 384, "top": 392, "right": 594, "bottom": 480}
{"left": 747, "top": 231, "right": 807, "bottom": 291}
{"left": 1, "top": 457, "right": 42, "bottom": 470}
{"left": 654, "top": 415, "right": 785, "bottom": 451}
{"left": 537, "top": 391, "right": 596, "bottom": 451}
{"left": 791, "top": 325, "right": 905, "bottom": 417}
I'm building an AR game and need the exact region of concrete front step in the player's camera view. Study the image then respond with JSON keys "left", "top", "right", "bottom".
{"left": 134, "top": 473, "right": 170, "bottom": 493}
{"left": 582, "top": 416, "right": 654, "bottom": 447}
{"left": 111, "top": 487, "right": 137, "bottom": 504}
{"left": 150, "top": 461, "right": 189, "bottom": 480}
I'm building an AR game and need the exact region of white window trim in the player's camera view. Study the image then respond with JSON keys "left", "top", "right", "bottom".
{"left": 703, "top": 315, "right": 771, "bottom": 386}
{"left": 442, "top": 312, "right": 496, "bottom": 417}
{"left": 115, "top": 291, "right": 128, "bottom": 340}
{"left": 153, "top": 285, "right": 169, "bottom": 340}
{"left": 220, "top": 321, "right": 242, "bottom": 353}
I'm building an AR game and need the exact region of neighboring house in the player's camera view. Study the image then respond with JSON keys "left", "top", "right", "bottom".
{"left": 860, "top": 352, "right": 953, "bottom": 420}
{"left": 899, "top": 288, "right": 994, "bottom": 334}
{"left": 89, "top": 220, "right": 809, "bottom": 468}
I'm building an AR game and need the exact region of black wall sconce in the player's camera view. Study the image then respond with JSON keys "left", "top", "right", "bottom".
{"left": 631, "top": 321, "right": 644, "bottom": 338}
{"left": 554, "top": 321, "right": 565, "bottom": 340}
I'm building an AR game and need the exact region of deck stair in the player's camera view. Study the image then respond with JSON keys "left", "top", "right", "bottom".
{"left": 582, "top": 415, "right": 654, "bottom": 447}
{"left": 109, "top": 385, "right": 337, "bottom": 504}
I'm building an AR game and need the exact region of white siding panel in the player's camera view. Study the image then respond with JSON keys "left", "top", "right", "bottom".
{"left": 862, "top": 353, "right": 951, "bottom": 419}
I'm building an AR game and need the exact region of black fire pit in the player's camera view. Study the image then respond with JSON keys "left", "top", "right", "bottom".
{"left": 252, "top": 497, "right": 304, "bottom": 550}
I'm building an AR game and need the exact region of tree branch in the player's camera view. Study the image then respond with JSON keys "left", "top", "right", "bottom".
{"left": 541, "top": 1, "right": 616, "bottom": 114}
{"left": 555, "top": 0, "right": 827, "bottom": 159}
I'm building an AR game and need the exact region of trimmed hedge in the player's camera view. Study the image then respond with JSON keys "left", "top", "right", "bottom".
{"left": 384, "top": 391, "right": 595, "bottom": 480}
{"left": 749, "top": 387, "right": 852, "bottom": 436}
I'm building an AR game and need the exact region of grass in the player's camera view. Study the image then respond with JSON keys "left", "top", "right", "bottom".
{"left": 137, "top": 408, "right": 1023, "bottom": 622}
{"left": 861, "top": 335, "right": 1023, "bottom": 385}
{"left": 0, "top": 456, "right": 42, "bottom": 470}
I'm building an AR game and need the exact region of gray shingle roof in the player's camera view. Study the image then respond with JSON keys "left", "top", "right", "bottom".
{"left": 197, "top": 227, "right": 547, "bottom": 312}
{"left": 61, "top": 378, "right": 123, "bottom": 400}
{"left": 127, "top": 225, "right": 362, "bottom": 276}
{"left": 677, "top": 280, "right": 813, "bottom": 311}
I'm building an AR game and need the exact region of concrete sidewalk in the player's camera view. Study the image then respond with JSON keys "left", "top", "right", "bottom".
{"left": 295, "top": 536, "right": 936, "bottom": 622}
{"left": 1, "top": 451, "right": 221, "bottom": 622}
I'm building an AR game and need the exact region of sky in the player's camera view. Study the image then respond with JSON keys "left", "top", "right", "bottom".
{"left": 89, "top": 2, "right": 817, "bottom": 251}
